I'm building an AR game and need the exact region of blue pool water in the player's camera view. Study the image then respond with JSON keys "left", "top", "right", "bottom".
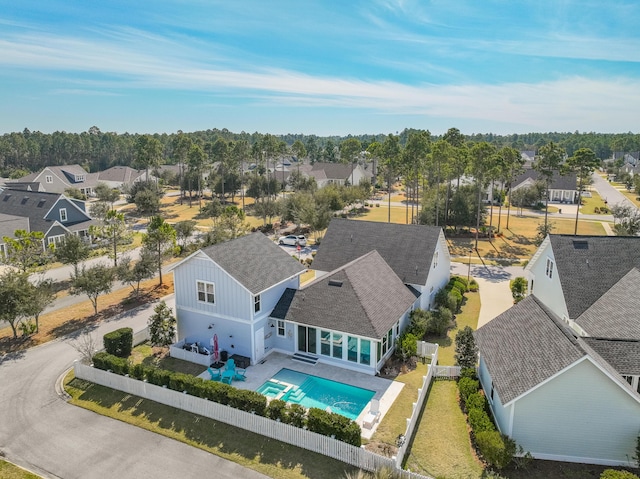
{"left": 256, "top": 368, "right": 375, "bottom": 420}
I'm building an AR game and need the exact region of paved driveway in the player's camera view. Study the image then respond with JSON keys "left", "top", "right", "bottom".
{"left": 0, "top": 296, "right": 269, "bottom": 479}
{"left": 451, "top": 262, "right": 523, "bottom": 327}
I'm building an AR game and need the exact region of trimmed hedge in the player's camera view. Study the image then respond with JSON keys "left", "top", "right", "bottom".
{"left": 600, "top": 470, "right": 640, "bottom": 479}
{"left": 475, "top": 431, "right": 516, "bottom": 470}
{"left": 468, "top": 407, "right": 496, "bottom": 433}
{"left": 307, "top": 408, "right": 361, "bottom": 447}
{"left": 465, "top": 392, "right": 488, "bottom": 413}
{"left": 90, "top": 352, "right": 359, "bottom": 444}
{"left": 458, "top": 377, "right": 479, "bottom": 403}
{"left": 103, "top": 327, "right": 133, "bottom": 358}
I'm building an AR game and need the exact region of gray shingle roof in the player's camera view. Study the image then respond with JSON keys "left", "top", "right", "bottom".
{"left": 97, "top": 166, "right": 144, "bottom": 183}
{"left": 201, "top": 232, "right": 306, "bottom": 294}
{"left": 474, "top": 295, "right": 585, "bottom": 404}
{"left": 511, "top": 168, "right": 577, "bottom": 191}
{"left": 312, "top": 218, "right": 442, "bottom": 284}
{"left": 0, "top": 213, "right": 30, "bottom": 240}
{"left": 310, "top": 162, "right": 355, "bottom": 180}
{"left": 576, "top": 268, "right": 640, "bottom": 339}
{"left": 549, "top": 235, "right": 640, "bottom": 319}
{"left": 0, "top": 190, "right": 87, "bottom": 235}
{"left": 581, "top": 338, "right": 640, "bottom": 376}
{"left": 271, "top": 250, "right": 416, "bottom": 338}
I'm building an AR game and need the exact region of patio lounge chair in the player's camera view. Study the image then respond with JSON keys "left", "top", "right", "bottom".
{"left": 362, "top": 399, "right": 381, "bottom": 429}
{"left": 233, "top": 367, "right": 246, "bottom": 381}
{"left": 207, "top": 367, "right": 221, "bottom": 381}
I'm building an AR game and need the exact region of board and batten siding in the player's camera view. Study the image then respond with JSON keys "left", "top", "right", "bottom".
{"left": 412, "top": 230, "right": 451, "bottom": 310}
{"left": 478, "top": 357, "right": 512, "bottom": 434}
{"left": 174, "top": 256, "right": 252, "bottom": 320}
{"left": 512, "top": 358, "right": 640, "bottom": 466}
{"left": 526, "top": 241, "right": 569, "bottom": 320}
{"left": 254, "top": 276, "right": 299, "bottom": 321}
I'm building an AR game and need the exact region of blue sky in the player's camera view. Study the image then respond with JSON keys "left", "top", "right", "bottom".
{"left": 1, "top": 0, "right": 639, "bottom": 136}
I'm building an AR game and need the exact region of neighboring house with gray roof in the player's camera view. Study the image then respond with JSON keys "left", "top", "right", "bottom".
{"left": 169, "top": 232, "right": 307, "bottom": 366}
{"left": 0, "top": 213, "right": 30, "bottom": 257}
{"left": 312, "top": 218, "right": 450, "bottom": 310}
{"left": 475, "top": 295, "right": 640, "bottom": 466}
{"left": 12, "top": 164, "right": 99, "bottom": 197}
{"left": 0, "top": 189, "right": 95, "bottom": 247}
{"left": 511, "top": 167, "right": 578, "bottom": 203}
{"left": 11, "top": 164, "right": 156, "bottom": 197}
{"left": 475, "top": 234, "right": 640, "bottom": 466}
{"left": 525, "top": 235, "right": 640, "bottom": 332}
{"left": 271, "top": 250, "right": 416, "bottom": 374}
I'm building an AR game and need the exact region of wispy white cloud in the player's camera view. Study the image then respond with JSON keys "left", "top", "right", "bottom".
{"left": 1, "top": 29, "right": 639, "bottom": 134}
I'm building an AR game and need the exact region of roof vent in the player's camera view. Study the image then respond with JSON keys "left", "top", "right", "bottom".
{"left": 21, "top": 196, "right": 29, "bottom": 204}
{"left": 572, "top": 240, "right": 588, "bottom": 250}
{"left": 37, "top": 199, "right": 46, "bottom": 207}
{"left": 328, "top": 279, "right": 343, "bottom": 287}
{"left": 2, "top": 195, "right": 10, "bottom": 201}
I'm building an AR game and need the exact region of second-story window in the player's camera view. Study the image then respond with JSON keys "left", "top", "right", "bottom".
{"left": 545, "top": 258, "right": 554, "bottom": 279}
{"left": 197, "top": 280, "right": 215, "bottom": 304}
{"left": 60, "top": 208, "right": 67, "bottom": 222}
{"left": 254, "top": 294, "right": 261, "bottom": 313}
{"left": 45, "top": 175, "right": 53, "bottom": 183}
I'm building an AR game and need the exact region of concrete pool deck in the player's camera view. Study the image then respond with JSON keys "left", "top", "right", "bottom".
{"left": 198, "top": 351, "right": 404, "bottom": 439}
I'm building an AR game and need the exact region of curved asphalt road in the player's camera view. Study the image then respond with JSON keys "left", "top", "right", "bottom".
{"left": 0, "top": 297, "right": 269, "bottom": 479}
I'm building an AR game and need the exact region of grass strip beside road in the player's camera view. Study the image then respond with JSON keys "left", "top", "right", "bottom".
{"left": 0, "top": 460, "right": 42, "bottom": 479}
{"left": 65, "top": 373, "right": 357, "bottom": 479}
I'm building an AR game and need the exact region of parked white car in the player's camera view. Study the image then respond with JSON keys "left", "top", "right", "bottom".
{"left": 278, "top": 235, "right": 307, "bottom": 246}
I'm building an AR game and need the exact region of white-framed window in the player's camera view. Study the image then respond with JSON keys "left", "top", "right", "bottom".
{"left": 45, "top": 175, "right": 53, "bottom": 184}
{"left": 60, "top": 208, "right": 67, "bottom": 222}
{"left": 47, "top": 235, "right": 65, "bottom": 246}
{"left": 254, "top": 294, "right": 261, "bottom": 313}
{"left": 197, "top": 280, "right": 215, "bottom": 304}
{"left": 75, "top": 174, "right": 85, "bottom": 182}
{"left": 545, "top": 258, "right": 554, "bottom": 279}
{"left": 277, "top": 320, "right": 285, "bottom": 337}
{"left": 433, "top": 251, "right": 439, "bottom": 269}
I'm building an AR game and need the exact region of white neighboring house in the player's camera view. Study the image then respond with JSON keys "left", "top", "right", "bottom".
{"left": 510, "top": 168, "right": 578, "bottom": 204}
{"left": 311, "top": 218, "right": 451, "bottom": 311}
{"left": 298, "top": 162, "right": 371, "bottom": 188}
{"left": 474, "top": 234, "right": 640, "bottom": 466}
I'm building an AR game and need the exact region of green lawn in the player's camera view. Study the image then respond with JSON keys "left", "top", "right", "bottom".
{"left": 65, "top": 373, "right": 358, "bottom": 479}
{"left": 404, "top": 381, "right": 483, "bottom": 479}
{"left": 580, "top": 190, "right": 609, "bottom": 215}
{"left": 427, "top": 290, "right": 481, "bottom": 366}
{"left": 0, "top": 460, "right": 41, "bottom": 479}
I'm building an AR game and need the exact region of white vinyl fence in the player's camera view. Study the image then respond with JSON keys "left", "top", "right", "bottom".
{"left": 394, "top": 344, "right": 439, "bottom": 470}
{"left": 433, "top": 365, "right": 461, "bottom": 379}
{"left": 74, "top": 362, "right": 432, "bottom": 478}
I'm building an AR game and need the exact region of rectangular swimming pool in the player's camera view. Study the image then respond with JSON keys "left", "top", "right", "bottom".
{"left": 256, "top": 368, "right": 375, "bottom": 420}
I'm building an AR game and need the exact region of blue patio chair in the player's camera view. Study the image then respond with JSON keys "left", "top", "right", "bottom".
{"left": 207, "top": 367, "right": 221, "bottom": 381}
{"left": 233, "top": 364, "right": 247, "bottom": 381}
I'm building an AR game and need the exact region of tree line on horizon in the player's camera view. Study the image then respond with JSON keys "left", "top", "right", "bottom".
{"left": 0, "top": 125, "right": 639, "bottom": 177}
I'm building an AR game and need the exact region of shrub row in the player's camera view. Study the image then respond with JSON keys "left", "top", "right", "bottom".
{"left": 458, "top": 373, "right": 514, "bottom": 470}
{"left": 91, "top": 352, "right": 361, "bottom": 446}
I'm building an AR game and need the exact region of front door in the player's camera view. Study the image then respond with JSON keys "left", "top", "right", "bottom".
{"left": 297, "top": 325, "right": 317, "bottom": 354}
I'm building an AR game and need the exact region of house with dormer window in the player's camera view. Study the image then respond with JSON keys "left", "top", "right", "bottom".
{"left": 474, "top": 235, "right": 640, "bottom": 466}
{"left": 0, "top": 189, "right": 95, "bottom": 246}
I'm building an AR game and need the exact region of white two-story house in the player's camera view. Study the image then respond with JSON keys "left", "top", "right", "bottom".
{"left": 170, "top": 232, "right": 307, "bottom": 365}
